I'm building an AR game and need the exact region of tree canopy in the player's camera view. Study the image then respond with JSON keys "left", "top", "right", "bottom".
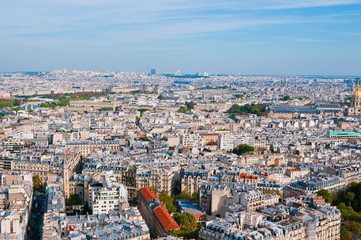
{"left": 174, "top": 191, "right": 199, "bottom": 202}
{"left": 159, "top": 191, "right": 176, "bottom": 213}
{"left": 173, "top": 212, "right": 197, "bottom": 232}
{"left": 66, "top": 193, "right": 81, "bottom": 206}
{"left": 0, "top": 99, "right": 21, "bottom": 108}
{"left": 227, "top": 103, "right": 267, "bottom": 116}
{"left": 33, "top": 175, "right": 41, "bottom": 189}
{"left": 283, "top": 95, "right": 291, "bottom": 101}
{"left": 317, "top": 183, "right": 361, "bottom": 239}
{"left": 177, "top": 102, "right": 196, "bottom": 113}
{"left": 234, "top": 94, "right": 243, "bottom": 99}
{"left": 232, "top": 144, "right": 255, "bottom": 155}
{"left": 317, "top": 189, "right": 337, "bottom": 203}
{"left": 341, "top": 226, "right": 352, "bottom": 240}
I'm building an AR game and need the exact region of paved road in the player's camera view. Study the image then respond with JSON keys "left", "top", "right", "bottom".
{"left": 26, "top": 193, "right": 45, "bottom": 240}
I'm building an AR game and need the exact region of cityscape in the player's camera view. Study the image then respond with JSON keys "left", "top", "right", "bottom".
{"left": 1, "top": 1, "right": 361, "bottom": 240}
{"left": 0, "top": 71, "right": 360, "bottom": 240}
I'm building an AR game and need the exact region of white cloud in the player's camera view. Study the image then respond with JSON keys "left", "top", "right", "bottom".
{"left": 0, "top": 0, "right": 360, "bottom": 43}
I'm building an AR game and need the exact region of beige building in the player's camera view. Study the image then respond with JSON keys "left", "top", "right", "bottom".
{"left": 66, "top": 141, "right": 120, "bottom": 156}
{"left": 199, "top": 133, "right": 219, "bottom": 145}
{"left": 180, "top": 169, "right": 209, "bottom": 195}
{"left": 240, "top": 190, "right": 266, "bottom": 212}
{"left": 12, "top": 147, "right": 82, "bottom": 199}
{"left": 0, "top": 171, "right": 33, "bottom": 240}
{"left": 136, "top": 168, "right": 174, "bottom": 195}
{"left": 69, "top": 100, "right": 122, "bottom": 111}
{"left": 199, "top": 184, "right": 231, "bottom": 216}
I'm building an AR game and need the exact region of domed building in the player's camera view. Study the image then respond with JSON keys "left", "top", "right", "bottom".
{"left": 347, "top": 83, "right": 361, "bottom": 115}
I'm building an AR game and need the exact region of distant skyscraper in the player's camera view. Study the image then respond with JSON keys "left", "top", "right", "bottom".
{"left": 151, "top": 69, "right": 156, "bottom": 75}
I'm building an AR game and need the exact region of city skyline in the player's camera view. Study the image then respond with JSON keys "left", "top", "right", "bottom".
{"left": 0, "top": 61, "right": 359, "bottom": 240}
{"left": 1, "top": 0, "right": 361, "bottom": 75}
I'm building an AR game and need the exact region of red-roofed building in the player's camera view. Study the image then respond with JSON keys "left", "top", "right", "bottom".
{"left": 239, "top": 173, "right": 258, "bottom": 187}
{"left": 139, "top": 187, "right": 180, "bottom": 238}
{"left": 139, "top": 187, "right": 156, "bottom": 202}
{"left": 153, "top": 206, "right": 180, "bottom": 233}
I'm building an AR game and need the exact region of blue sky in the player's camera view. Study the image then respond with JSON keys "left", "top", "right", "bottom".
{"left": 1, "top": 0, "right": 361, "bottom": 75}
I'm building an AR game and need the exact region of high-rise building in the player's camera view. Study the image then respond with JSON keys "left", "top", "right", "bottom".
{"left": 151, "top": 69, "right": 156, "bottom": 75}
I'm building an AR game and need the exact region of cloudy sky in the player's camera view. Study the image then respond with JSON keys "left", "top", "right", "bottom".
{"left": 1, "top": 0, "right": 361, "bottom": 75}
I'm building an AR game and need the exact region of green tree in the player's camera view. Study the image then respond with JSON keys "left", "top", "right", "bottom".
{"left": 185, "top": 102, "right": 195, "bottom": 110}
{"left": 191, "top": 192, "right": 199, "bottom": 202}
{"left": 227, "top": 103, "right": 267, "bottom": 116}
{"left": 177, "top": 102, "right": 196, "bottom": 113}
{"left": 33, "top": 175, "right": 41, "bottom": 189}
{"left": 234, "top": 94, "right": 243, "bottom": 99}
{"left": 159, "top": 191, "right": 177, "bottom": 213}
{"left": 345, "top": 192, "right": 355, "bottom": 206}
{"left": 337, "top": 203, "right": 361, "bottom": 220}
{"left": 341, "top": 226, "right": 352, "bottom": 240}
{"left": 0, "top": 99, "right": 22, "bottom": 108}
{"left": 171, "top": 228, "right": 200, "bottom": 240}
{"left": 173, "top": 212, "right": 197, "bottom": 232}
{"left": 251, "top": 108, "right": 260, "bottom": 115}
{"left": 317, "top": 189, "right": 333, "bottom": 203}
{"left": 344, "top": 221, "right": 361, "bottom": 236}
{"left": 158, "top": 95, "right": 164, "bottom": 100}
{"left": 174, "top": 191, "right": 192, "bottom": 201}
{"left": 177, "top": 106, "right": 187, "bottom": 113}
{"left": 13, "top": 99, "right": 21, "bottom": 106}
{"left": 331, "top": 193, "right": 338, "bottom": 203}
{"left": 40, "top": 103, "right": 56, "bottom": 109}
{"left": 81, "top": 202, "right": 92, "bottom": 215}
{"left": 283, "top": 95, "right": 291, "bottom": 101}
{"left": 100, "top": 107, "right": 113, "bottom": 111}
{"left": 66, "top": 193, "right": 81, "bottom": 206}
{"left": 232, "top": 144, "right": 255, "bottom": 155}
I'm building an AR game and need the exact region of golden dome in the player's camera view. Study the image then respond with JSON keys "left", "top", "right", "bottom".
{"left": 353, "top": 84, "right": 361, "bottom": 97}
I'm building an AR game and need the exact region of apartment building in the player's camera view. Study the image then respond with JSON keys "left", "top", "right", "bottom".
{"left": 88, "top": 171, "right": 128, "bottom": 214}
{"left": 12, "top": 147, "right": 82, "bottom": 198}
{"left": 138, "top": 187, "right": 179, "bottom": 238}
{"left": 180, "top": 168, "right": 209, "bottom": 195}
{"left": 285, "top": 174, "right": 345, "bottom": 197}
{"left": 67, "top": 140, "right": 120, "bottom": 156}
{"left": 136, "top": 168, "right": 174, "bottom": 195}
{"left": 0, "top": 171, "right": 33, "bottom": 240}
{"left": 218, "top": 133, "right": 255, "bottom": 151}
{"left": 181, "top": 134, "right": 203, "bottom": 148}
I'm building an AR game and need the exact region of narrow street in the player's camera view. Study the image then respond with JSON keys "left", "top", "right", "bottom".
{"left": 26, "top": 193, "right": 46, "bottom": 240}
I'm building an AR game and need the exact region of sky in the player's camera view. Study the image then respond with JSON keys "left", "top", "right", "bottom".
{"left": 1, "top": 0, "right": 361, "bottom": 75}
